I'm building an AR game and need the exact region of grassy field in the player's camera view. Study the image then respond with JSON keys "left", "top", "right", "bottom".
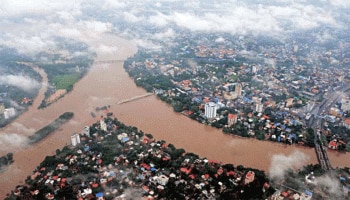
{"left": 52, "top": 74, "right": 79, "bottom": 90}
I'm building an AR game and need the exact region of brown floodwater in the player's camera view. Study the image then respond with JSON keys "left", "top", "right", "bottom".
{"left": 0, "top": 35, "right": 349, "bottom": 198}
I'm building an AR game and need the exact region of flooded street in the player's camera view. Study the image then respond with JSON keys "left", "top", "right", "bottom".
{"left": 0, "top": 35, "right": 349, "bottom": 198}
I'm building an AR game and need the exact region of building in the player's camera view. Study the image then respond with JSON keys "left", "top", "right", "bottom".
{"left": 343, "top": 118, "right": 350, "bottom": 129}
{"left": 235, "top": 83, "right": 242, "bottom": 97}
{"left": 82, "top": 126, "right": 90, "bottom": 137}
{"left": 71, "top": 133, "right": 81, "bottom": 146}
{"left": 0, "top": 103, "right": 4, "bottom": 114}
{"left": 255, "top": 103, "right": 264, "bottom": 113}
{"left": 285, "top": 98, "right": 294, "bottom": 108}
{"left": 100, "top": 120, "right": 107, "bottom": 132}
{"left": 251, "top": 65, "right": 258, "bottom": 74}
{"left": 341, "top": 98, "right": 350, "bottom": 111}
{"left": 227, "top": 113, "right": 237, "bottom": 126}
{"left": 329, "top": 107, "right": 341, "bottom": 117}
{"left": 4, "top": 107, "right": 16, "bottom": 119}
{"left": 204, "top": 102, "right": 217, "bottom": 119}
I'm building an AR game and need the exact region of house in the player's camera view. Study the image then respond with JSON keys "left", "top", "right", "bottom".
{"left": 227, "top": 113, "right": 238, "bottom": 126}
{"left": 328, "top": 140, "right": 338, "bottom": 150}
{"left": 244, "top": 171, "right": 255, "bottom": 185}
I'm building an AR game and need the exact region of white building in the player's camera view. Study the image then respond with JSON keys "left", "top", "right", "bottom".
{"left": 71, "top": 133, "right": 81, "bottom": 146}
{"left": 100, "top": 120, "right": 107, "bottom": 132}
{"left": 252, "top": 65, "right": 258, "bottom": 74}
{"left": 205, "top": 102, "right": 217, "bottom": 119}
{"left": 255, "top": 103, "right": 264, "bottom": 113}
{"left": 341, "top": 98, "right": 350, "bottom": 112}
{"left": 82, "top": 126, "right": 90, "bottom": 137}
{"left": 4, "top": 108, "right": 16, "bottom": 119}
{"left": 0, "top": 103, "right": 5, "bottom": 114}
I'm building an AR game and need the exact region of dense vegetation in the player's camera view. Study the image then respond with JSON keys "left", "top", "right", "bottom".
{"left": 0, "top": 153, "right": 14, "bottom": 172}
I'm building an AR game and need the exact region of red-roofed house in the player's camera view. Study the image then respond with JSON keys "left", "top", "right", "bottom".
{"left": 189, "top": 174, "right": 196, "bottom": 179}
{"left": 244, "top": 171, "right": 255, "bottom": 185}
{"left": 140, "top": 163, "right": 151, "bottom": 170}
{"left": 226, "top": 171, "right": 236, "bottom": 177}
{"left": 217, "top": 167, "right": 224, "bottom": 175}
{"left": 328, "top": 140, "right": 338, "bottom": 150}
{"left": 228, "top": 113, "right": 237, "bottom": 126}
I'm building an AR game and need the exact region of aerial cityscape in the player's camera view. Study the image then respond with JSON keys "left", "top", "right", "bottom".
{"left": 0, "top": 0, "right": 350, "bottom": 199}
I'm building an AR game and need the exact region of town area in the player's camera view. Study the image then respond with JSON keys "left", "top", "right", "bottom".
{"left": 124, "top": 31, "right": 350, "bottom": 153}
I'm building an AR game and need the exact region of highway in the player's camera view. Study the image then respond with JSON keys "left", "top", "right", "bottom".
{"left": 309, "top": 84, "right": 350, "bottom": 171}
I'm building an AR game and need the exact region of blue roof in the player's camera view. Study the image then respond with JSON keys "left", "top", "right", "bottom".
{"left": 121, "top": 137, "right": 129, "bottom": 143}
{"left": 193, "top": 97, "right": 200, "bottom": 103}
{"left": 151, "top": 167, "right": 157, "bottom": 172}
{"left": 288, "top": 134, "right": 296, "bottom": 139}
{"left": 84, "top": 146, "right": 90, "bottom": 152}
{"left": 96, "top": 192, "right": 104, "bottom": 198}
{"left": 109, "top": 171, "right": 115, "bottom": 177}
{"left": 305, "top": 190, "right": 313, "bottom": 197}
{"left": 243, "top": 97, "right": 252, "bottom": 103}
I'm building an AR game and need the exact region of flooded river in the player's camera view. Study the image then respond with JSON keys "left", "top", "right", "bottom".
{"left": 0, "top": 35, "right": 349, "bottom": 198}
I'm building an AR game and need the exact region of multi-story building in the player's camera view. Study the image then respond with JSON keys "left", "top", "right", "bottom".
{"left": 205, "top": 102, "right": 217, "bottom": 119}
{"left": 235, "top": 83, "right": 242, "bottom": 97}
{"left": 4, "top": 108, "right": 16, "bottom": 119}
{"left": 71, "top": 133, "right": 81, "bottom": 146}
{"left": 0, "top": 103, "right": 5, "bottom": 114}
{"left": 100, "top": 120, "right": 107, "bottom": 132}
{"left": 82, "top": 126, "right": 90, "bottom": 137}
{"left": 255, "top": 103, "right": 264, "bottom": 113}
{"left": 341, "top": 98, "right": 350, "bottom": 112}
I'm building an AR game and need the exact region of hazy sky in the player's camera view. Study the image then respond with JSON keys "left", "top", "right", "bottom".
{"left": 0, "top": 0, "right": 349, "bottom": 55}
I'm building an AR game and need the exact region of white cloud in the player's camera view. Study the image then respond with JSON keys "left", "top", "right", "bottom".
{"left": 330, "top": 0, "right": 350, "bottom": 8}
{"left": 149, "top": 12, "right": 171, "bottom": 27}
{"left": 215, "top": 37, "right": 225, "bottom": 43}
{"left": 0, "top": 75, "right": 41, "bottom": 92}
{"left": 314, "top": 174, "right": 343, "bottom": 197}
{"left": 102, "top": 0, "right": 128, "bottom": 10}
{"left": 0, "top": 33, "right": 57, "bottom": 55}
{"left": 153, "top": 28, "right": 176, "bottom": 40}
{"left": 0, "top": 0, "right": 347, "bottom": 59}
{"left": 0, "top": 0, "right": 81, "bottom": 17}
{"left": 82, "top": 20, "right": 113, "bottom": 33}
{"left": 10, "top": 122, "right": 35, "bottom": 135}
{"left": 133, "top": 39, "right": 162, "bottom": 51}
{"left": 123, "top": 12, "right": 143, "bottom": 23}
{"left": 0, "top": 133, "right": 29, "bottom": 151}
{"left": 269, "top": 151, "right": 310, "bottom": 181}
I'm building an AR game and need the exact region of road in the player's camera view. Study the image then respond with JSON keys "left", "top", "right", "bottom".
{"left": 309, "top": 84, "right": 350, "bottom": 171}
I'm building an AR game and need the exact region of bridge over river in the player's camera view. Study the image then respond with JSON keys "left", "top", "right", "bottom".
{"left": 117, "top": 93, "right": 154, "bottom": 105}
